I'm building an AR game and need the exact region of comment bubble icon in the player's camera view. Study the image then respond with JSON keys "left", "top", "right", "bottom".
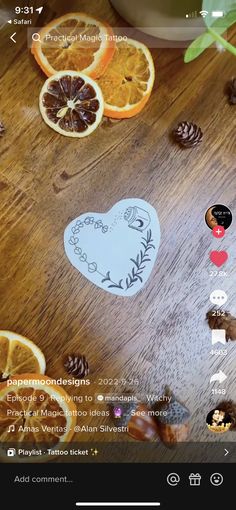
{"left": 210, "top": 289, "right": 228, "bottom": 306}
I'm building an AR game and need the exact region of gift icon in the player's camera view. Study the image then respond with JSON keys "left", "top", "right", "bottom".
{"left": 189, "top": 473, "right": 201, "bottom": 486}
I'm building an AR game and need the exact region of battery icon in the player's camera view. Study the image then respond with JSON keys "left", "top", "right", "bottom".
{"left": 212, "top": 11, "right": 224, "bottom": 17}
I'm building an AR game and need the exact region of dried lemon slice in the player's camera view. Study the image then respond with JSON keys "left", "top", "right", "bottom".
{"left": 0, "top": 331, "right": 45, "bottom": 381}
{"left": 39, "top": 71, "right": 104, "bottom": 137}
{"left": 97, "top": 38, "right": 155, "bottom": 118}
{"left": 31, "top": 12, "right": 115, "bottom": 79}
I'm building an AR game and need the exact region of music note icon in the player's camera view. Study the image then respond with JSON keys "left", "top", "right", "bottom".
{"left": 7, "top": 424, "right": 15, "bottom": 433}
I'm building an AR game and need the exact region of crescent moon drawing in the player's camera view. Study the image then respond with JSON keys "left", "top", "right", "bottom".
{"left": 136, "top": 219, "right": 144, "bottom": 228}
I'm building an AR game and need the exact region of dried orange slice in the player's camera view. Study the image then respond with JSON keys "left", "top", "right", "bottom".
{"left": 39, "top": 71, "right": 104, "bottom": 137}
{"left": 0, "top": 374, "right": 77, "bottom": 461}
{"left": 31, "top": 12, "right": 115, "bottom": 79}
{"left": 0, "top": 331, "right": 45, "bottom": 381}
{"left": 97, "top": 38, "right": 155, "bottom": 118}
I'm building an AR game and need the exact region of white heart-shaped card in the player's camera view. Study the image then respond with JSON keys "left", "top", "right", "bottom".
{"left": 64, "top": 198, "right": 160, "bottom": 296}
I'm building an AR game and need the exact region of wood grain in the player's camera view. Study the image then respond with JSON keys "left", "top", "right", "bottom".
{"left": 0, "top": 0, "right": 236, "bottom": 453}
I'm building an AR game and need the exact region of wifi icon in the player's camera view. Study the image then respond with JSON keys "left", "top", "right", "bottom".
{"left": 199, "top": 10, "right": 208, "bottom": 17}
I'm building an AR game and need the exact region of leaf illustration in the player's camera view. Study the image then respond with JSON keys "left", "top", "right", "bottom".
{"left": 147, "top": 230, "right": 152, "bottom": 243}
{"left": 125, "top": 228, "right": 155, "bottom": 290}
{"left": 130, "top": 258, "right": 140, "bottom": 269}
{"left": 103, "top": 271, "right": 123, "bottom": 288}
{"left": 69, "top": 236, "right": 78, "bottom": 245}
{"left": 101, "top": 271, "right": 111, "bottom": 283}
{"left": 104, "top": 228, "right": 155, "bottom": 292}
{"left": 108, "top": 280, "right": 123, "bottom": 289}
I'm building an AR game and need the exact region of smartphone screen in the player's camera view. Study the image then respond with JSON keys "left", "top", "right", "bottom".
{"left": 0, "top": 0, "right": 235, "bottom": 507}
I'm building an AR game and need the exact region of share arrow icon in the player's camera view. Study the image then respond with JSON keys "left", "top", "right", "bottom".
{"left": 210, "top": 370, "right": 227, "bottom": 384}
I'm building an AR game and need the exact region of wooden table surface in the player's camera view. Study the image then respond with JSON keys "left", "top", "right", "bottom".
{"left": 0, "top": 0, "right": 236, "bottom": 453}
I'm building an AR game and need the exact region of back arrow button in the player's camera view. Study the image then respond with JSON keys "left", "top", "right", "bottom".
{"left": 10, "top": 32, "right": 16, "bottom": 43}
{"left": 224, "top": 449, "right": 229, "bottom": 456}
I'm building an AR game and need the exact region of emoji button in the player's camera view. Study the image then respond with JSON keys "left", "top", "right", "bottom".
{"left": 210, "top": 473, "right": 224, "bottom": 486}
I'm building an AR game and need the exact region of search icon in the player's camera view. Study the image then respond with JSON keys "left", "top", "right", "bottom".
{"left": 32, "top": 33, "right": 41, "bottom": 42}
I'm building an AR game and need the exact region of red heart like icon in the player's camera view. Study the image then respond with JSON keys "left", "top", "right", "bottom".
{"left": 210, "top": 251, "right": 228, "bottom": 267}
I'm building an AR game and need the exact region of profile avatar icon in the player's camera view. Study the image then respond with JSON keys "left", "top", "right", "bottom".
{"left": 206, "top": 408, "right": 232, "bottom": 433}
{"left": 205, "top": 204, "right": 232, "bottom": 230}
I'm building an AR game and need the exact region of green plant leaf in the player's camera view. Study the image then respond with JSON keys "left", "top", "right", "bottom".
{"left": 184, "top": 8, "right": 236, "bottom": 62}
{"left": 203, "top": 0, "right": 236, "bottom": 28}
{"left": 206, "top": 7, "right": 236, "bottom": 30}
{"left": 184, "top": 31, "right": 215, "bottom": 62}
{"left": 208, "top": 26, "right": 236, "bottom": 55}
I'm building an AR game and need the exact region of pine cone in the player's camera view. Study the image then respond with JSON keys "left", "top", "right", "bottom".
{"left": 173, "top": 121, "right": 203, "bottom": 148}
{"left": 0, "top": 121, "right": 5, "bottom": 136}
{"left": 228, "top": 78, "right": 236, "bottom": 104}
{"left": 206, "top": 309, "right": 236, "bottom": 341}
{"left": 64, "top": 353, "right": 89, "bottom": 378}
